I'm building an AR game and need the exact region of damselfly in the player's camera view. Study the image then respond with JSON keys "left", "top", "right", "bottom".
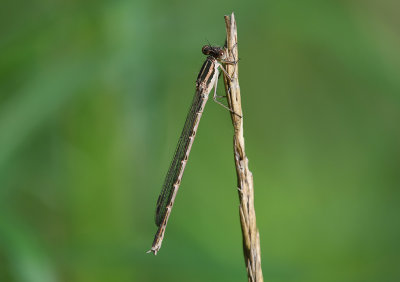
{"left": 148, "top": 45, "right": 236, "bottom": 255}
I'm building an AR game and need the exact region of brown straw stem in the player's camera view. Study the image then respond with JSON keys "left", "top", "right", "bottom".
{"left": 222, "top": 12, "right": 264, "bottom": 282}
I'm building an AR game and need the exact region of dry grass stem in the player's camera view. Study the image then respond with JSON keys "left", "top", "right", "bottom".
{"left": 222, "top": 13, "right": 264, "bottom": 282}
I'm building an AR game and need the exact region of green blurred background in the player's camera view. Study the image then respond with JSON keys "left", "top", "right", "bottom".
{"left": 1, "top": 0, "right": 399, "bottom": 281}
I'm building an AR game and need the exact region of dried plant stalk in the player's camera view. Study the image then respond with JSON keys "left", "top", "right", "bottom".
{"left": 222, "top": 13, "right": 264, "bottom": 282}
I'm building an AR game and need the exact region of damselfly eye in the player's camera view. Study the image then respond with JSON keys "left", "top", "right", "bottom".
{"left": 202, "top": 45, "right": 210, "bottom": 55}
{"left": 218, "top": 50, "right": 225, "bottom": 57}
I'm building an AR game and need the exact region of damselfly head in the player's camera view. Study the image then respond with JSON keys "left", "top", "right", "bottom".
{"left": 201, "top": 45, "right": 226, "bottom": 60}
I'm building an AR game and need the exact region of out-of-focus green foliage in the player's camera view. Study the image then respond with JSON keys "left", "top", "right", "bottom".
{"left": 1, "top": 0, "right": 399, "bottom": 281}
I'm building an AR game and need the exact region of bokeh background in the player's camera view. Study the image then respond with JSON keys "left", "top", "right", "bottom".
{"left": 1, "top": 0, "right": 399, "bottom": 281}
